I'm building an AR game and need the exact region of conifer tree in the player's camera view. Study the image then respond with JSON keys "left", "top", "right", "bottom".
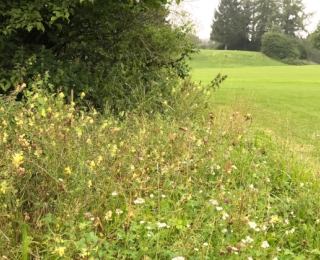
{"left": 210, "top": 0, "right": 248, "bottom": 50}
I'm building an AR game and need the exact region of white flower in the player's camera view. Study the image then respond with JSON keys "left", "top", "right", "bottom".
{"left": 172, "top": 257, "right": 185, "bottom": 260}
{"left": 116, "top": 209, "right": 123, "bottom": 215}
{"left": 210, "top": 199, "right": 219, "bottom": 205}
{"left": 244, "top": 236, "right": 254, "bottom": 243}
{"left": 203, "top": 242, "right": 209, "bottom": 247}
{"left": 222, "top": 228, "right": 227, "bottom": 233}
{"left": 216, "top": 206, "right": 223, "bottom": 211}
{"left": 248, "top": 257, "right": 254, "bottom": 260}
{"left": 272, "top": 258, "right": 278, "bottom": 260}
{"left": 231, "top": 165, "right": 237, "bottom": 169}
{"left": 300, "top": 183, "right": 304, "bottom": 187}
{"left": 161, "top": 194, "right": 166, "bottom": 198}
{"left": 147, "top": 233, "right": 152, "bottom": 237}
{"left": 261, "top": 241, "right": 270, "bottom": 248}
{"left": 140, "top": 221, "right": 145, "bottom": 224}
{"left": 157, "top": 222, "right": 168, "bottom": 228}
{"left": 249, "top": 184, "right": 255, "bottom": 190}
{"left": 133, "top": 198, "right": 145, "bottom": 204}
{"left": 248, "top": 221, "right": 257, "bottom": 229}
{"left": 216, "top": 165, "right": 221, "bottom": 170}
{"left": 222, "top": 212, "right": 229, "bottom": 220}
{"left": 266, "top": 178, "right": 270, "bottom": 182}
{"left": 150, "top": 194, "right": 154, "bottom": 198}
{"left": 194, "top": 248, "right": 199, "bottom": 251}
{"left": 112, "top": 191, "right": 118, "bottom": 196}
{"left": 262, "top": 225, "right": 267, "bottom": 231}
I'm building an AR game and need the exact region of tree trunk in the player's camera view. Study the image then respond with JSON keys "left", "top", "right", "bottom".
{"left": 224, "top": 44, "right": 228, "bottom": 50}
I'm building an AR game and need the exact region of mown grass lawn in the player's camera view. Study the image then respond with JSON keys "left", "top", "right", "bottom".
{"left": 189, "top": 50, "right": 320, "bottom": 163}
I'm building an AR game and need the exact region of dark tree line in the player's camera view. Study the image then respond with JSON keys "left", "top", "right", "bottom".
{"left": 210, "top": 0, "right": 311, "bottom": 51}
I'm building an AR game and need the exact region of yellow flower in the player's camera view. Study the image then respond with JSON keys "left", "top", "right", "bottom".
{"left": 104, "top": 210, "right": 112, "bottom": 221}
{"left": 64, "top": 167, "right": 71, "bottom": 175}
{"left": 163, "top": 100, "right": 168, "bottom": 106}
{"left": 81, "top": 247, "right": 90, "bottom": 257}
{"left": 52, "top": 246, "right": 66, "bottom": 257}
{"left": 119, "top": 111, "right": 125, "bottom": 117}
{"left": 58, "top": 92, "right": 65, "bottom": 99}
{"left": 12, "top": 152, "right": 24, "bottom": 168}
{"left": 88, "top": 180, "right": 92, "bottom": 188}
{"left": 270, "top": 215, "right": 280, "bottom": 224}
{"left": 2, "top": 132, "right": 8, "bottom": 143}
{"left": 101, "top": 122, "right": 108, "bottom": 130}
{"left": 97, "top": 156, "right": 103, "bottom": 165}
{"left": 1, "top": 181, "right": 7, "bottom": 194}
{"left": 41, "top": 108, "right": 46, "bottom": 117}
{"left": 80, "top": 92, "right": 86, "bottom": 99}
{"left": 90, "top": 161, "right": 95, "bottom": 167}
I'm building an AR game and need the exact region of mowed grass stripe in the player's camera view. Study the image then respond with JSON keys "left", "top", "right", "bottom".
{"left": 190, "top": 50, "right": 286, "bottom": 68}
{"left": 189, "top": 50, "right": 320, "bottom": 162}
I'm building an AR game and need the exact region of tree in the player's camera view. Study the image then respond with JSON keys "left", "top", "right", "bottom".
{"left": 278, "top": 0, "right": 309, "bottom": 36}
{"left": 252, "top": 0, "right": 281, "bottom": 48}
{"left": 210, "top": 0, "right": 248, "bottom": 50}
{"left": 0, "top": 0, "right": 194, "bottom": 111}
{"left": 309, "top": 22, "right": 320, "bottom": 50}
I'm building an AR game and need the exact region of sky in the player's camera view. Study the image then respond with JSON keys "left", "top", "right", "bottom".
{"left": 178, "top": 0, "right": 320, "bottom": 39}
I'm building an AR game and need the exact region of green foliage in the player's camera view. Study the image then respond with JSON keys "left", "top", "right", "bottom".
{"left": 0, "top": 0, "right": 195, "bottom": 112}
{"left": 261, "top": 32, "right": 300, "bottom": 60}
{"left": 309, "top": 22, "right": 320, "bottom": 50}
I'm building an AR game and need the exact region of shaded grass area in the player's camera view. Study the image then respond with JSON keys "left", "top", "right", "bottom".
{"left": 189, "top": 50, "right": 320, "bottom": 163}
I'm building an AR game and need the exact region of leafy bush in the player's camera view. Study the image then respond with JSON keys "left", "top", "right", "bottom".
{"left": 261, "top": 32, "right": 300, "bottom": 60}
{"left": 0, "top": 0, "right": 195, "bottom": 113}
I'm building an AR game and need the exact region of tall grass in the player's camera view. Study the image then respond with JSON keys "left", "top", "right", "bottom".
{"left": 1, "top": 79, "right": 320, "bottom": 259}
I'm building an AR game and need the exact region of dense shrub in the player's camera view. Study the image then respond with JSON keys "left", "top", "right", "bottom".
{"left": 0, "top": 0, "right": 195, "bottom": 113}
{"left": 261, "top": 32, "right": 300, "bottom": 60}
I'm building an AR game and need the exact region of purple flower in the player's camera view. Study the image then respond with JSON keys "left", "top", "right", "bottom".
{"left": 225, "top": 198, "right": 230, "bottom": 204}
{"left": 85, "top": 212, "right": 91, "bottom": 218}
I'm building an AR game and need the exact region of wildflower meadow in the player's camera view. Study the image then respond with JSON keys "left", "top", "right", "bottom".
{"left": 1, "top": 76, "right": 320, "bottom": 259}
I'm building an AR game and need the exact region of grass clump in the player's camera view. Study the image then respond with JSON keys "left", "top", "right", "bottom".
{"left": 1, "top": 80, "right": 320, "bottom": 259}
